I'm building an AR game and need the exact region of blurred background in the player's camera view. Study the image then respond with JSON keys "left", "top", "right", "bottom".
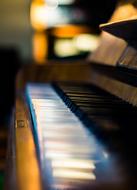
{"left": 0, "top": 0, "right": 119, "bottom": 121}
{"left": 0, "top": 0, "right": 118, "bottom": 63}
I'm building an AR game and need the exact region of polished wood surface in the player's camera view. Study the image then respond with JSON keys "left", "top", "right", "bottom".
{"left": 16, "top": 62, "right": 93, "bottom": 90}
{"left": 100, "top": 18, "right": 137, "bottom": 41}
{"left": 88, "top": 2, "right": 137, "bottom": 65}
{"left": 88, "top": 32, "right": 127, "bottom": 66}
{"left": 16, "top": 61, "right": 137, "bottom": 107}
{"left": 15, "top": 97, "right": 42, "bottom": 190}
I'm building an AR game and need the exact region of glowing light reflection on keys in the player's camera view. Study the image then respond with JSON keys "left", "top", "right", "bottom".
{"left": 26, "top": 84, "right": 111, "bottom": 188}
{"left": 52, "top": 159, "right": 95, "bottom": 169}
{"left": 42, "top": 133, "right": 91, "bottom": 142}
{"left": 53, "top": 169, "right": 96, "bottom": 180}
{"left": 38, "top": 124, "right": 89, "bottom": 135}
{"left": 46, "top": 151, "right": 74, "bottom": 159}
{"left": 44, "top": 141, "right": 94, "bottom": 153}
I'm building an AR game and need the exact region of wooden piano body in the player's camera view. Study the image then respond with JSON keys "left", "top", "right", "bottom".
{"left": 6, "top": 1, "right": 137, "bottom": 190}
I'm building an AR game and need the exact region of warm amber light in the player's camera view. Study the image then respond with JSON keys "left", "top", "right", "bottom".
{"left": 30, "top": 1, "right": 47, "bottom": 31}
{"left": 52, "top": 25, "right": 91, "bottom": 38}
{"left": 111, "top": 4, "right": 137, "bottom": 22}
{"left": 74, "top": 34, "right": 100, "bottom": 52}
{"left": 30, "top": 0, "right": 61, "bottom": 30}
{"left": 33, "top": 32, "right": 48, "bottom": 64}
{"left": 54, "top": 39, "right": 79, "bottom": 57}
{"left": 54, "top": 34, "right": 99, "bottom": 57}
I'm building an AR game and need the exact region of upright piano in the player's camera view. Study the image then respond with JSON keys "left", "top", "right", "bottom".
{"left": 5, "top": 1, "right": 137, "bottom": 190}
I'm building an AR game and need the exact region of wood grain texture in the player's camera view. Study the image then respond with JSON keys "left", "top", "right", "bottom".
{"left": 16, "top": 62, "right": 137, "bottom": 107}
{"left": 90, "top": 68, "right": 137, "bottom": 106}
{"left": 16, "top": 62, "right": 93, "bottom": 90}
{"left": 88, "top": 3, "right": 137, "bottom": 66}
{"left": 88, "top": 32, "right": 127, "bottom": 65}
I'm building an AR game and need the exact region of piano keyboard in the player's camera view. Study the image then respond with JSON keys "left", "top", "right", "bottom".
{"left": 26, "top": 83, "right": 125, "bottom": 190}
{"left": 54, "top": 82, "right": 137, "bottom": 133}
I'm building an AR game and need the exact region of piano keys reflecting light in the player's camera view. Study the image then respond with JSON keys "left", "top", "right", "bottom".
{"left": 26, "top": 83, "right": 123, "bottom": 189}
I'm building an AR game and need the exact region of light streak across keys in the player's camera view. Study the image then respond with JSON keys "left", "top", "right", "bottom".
{"left": 26, "top": 83, "right": 109, "bottom": 189}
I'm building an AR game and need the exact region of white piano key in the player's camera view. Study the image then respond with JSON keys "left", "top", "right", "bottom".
{"left": 26, "top": 83, "right": 111, "bottom": 189}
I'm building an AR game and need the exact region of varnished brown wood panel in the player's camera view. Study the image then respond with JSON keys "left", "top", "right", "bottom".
{"left": 88, "top": 32, "right": 127, "bottom": 66}
{"left": 15, "top": 97, "right": 42, "bottom": 190}
{"left": 16, "top": 62, "right": 94, "bottom": 90}
{"left": 88, "top": 3, "right": 137, "bottom": 66}
{"left": 16, "top": 62, "right": 137, "bottom": 107}
{"left": 90, "top": 69, "right": 137, "bottom": 106}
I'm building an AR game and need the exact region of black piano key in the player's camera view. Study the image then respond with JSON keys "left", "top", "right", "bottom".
{"left": 53, "top": 82, "right": 137, "bottom": 133}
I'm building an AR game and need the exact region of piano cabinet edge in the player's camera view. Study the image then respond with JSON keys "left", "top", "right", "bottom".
{"left": 16, "top": 62, "right": 137, "bottom": 107}
{"left": 5, "top": 96, "right": 43, "bottom": 190}
{"left": 16, "top": 62, "right": 94, "bottom": 91}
